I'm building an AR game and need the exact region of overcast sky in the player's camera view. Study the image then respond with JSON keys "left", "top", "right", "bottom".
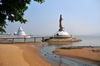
{"left": 6, "top": 0, "right": 100, "bottom": 35}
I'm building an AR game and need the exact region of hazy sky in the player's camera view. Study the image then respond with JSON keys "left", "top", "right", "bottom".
{"left": 6, "top": 0, "right": 100, "bottom": 35}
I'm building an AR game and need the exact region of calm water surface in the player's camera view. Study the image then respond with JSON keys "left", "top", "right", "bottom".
{"left": 71, "top": 35, "right": 100, "bottom": 46}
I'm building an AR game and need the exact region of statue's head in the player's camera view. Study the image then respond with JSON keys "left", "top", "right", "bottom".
{"left": 60, "top": 14, "right": 62, "bottom": 17}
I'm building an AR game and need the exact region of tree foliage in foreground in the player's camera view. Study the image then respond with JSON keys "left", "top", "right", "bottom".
{"left": 0, "top": 0, "right": 45, "bottom": 33}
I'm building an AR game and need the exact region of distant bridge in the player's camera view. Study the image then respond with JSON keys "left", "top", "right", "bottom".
{"left": 0, "top": 35, "right": 53, "bottom": 43}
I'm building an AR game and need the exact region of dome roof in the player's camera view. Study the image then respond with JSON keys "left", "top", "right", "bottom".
{"left": 54, "top": 30, "right": 69, "bottom": 36}
{"left": 17, "top": 27, "right": 26, "bottom": 35}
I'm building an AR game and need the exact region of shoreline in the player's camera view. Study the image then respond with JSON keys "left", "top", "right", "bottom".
{"left": 0, "top": 42, "right": 51, "bottom": 66}
{"left": 0, "top": 42, "right": 100, "bottom": 66}
{"left": 54, "top": 47, "right": 100, "bottom": 65}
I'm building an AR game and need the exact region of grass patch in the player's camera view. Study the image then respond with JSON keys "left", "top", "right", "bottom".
{"left": 60, "top": 47, "right": 72, "bottom": 49}
{"left": 60, "top": 47, "right": 83, "bottom": 49}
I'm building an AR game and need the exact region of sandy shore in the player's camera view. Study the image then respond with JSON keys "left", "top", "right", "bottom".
{"left": 54, "top": 47, "right": 100, "bottom": 65}
{"left": 0, "top": 42, "right": 51, "bottom": 66}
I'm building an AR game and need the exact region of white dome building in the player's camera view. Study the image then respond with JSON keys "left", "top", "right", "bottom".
{"left": 17, "top": 27, "right": 26, "bottom": 35}
{"left": 54, "top": 30, "right": 69, "bottom": 36}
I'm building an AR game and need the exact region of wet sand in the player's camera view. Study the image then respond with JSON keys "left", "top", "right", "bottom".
{"left": 0, "top": 42, "right": 51, "bottom": 66}
{"left": 54, "top": 47, "right": 100, "bottom": 65}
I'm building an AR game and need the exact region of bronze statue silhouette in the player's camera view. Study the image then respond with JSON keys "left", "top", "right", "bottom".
{"left": 59, "top": 15, "right": 64, "bottom": 31}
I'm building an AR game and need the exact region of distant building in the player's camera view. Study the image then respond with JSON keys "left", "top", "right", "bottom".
{"left": 17, "top": 27, "right": 26, "bottom": 35}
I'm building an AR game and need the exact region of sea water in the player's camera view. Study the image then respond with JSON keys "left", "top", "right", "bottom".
{"left": 39, "top": 35, "right": 100, "bottom": 66}
{"left": 71, "top": 35, "right": 100, "bottom": 46}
